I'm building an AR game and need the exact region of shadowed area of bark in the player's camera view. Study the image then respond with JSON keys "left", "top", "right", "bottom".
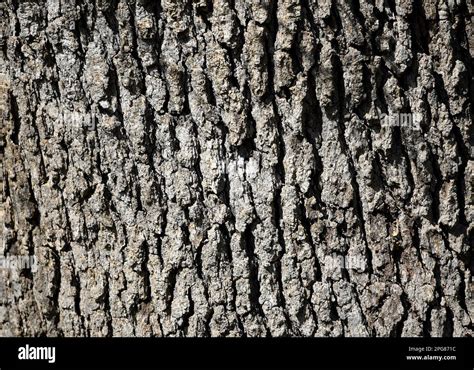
{"left": 0, "top": 0, "right": 473, "bottom": 337}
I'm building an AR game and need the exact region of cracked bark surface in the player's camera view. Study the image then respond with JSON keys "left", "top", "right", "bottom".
{"left": 0, "top": 0, "right": 473, "bottom": 337}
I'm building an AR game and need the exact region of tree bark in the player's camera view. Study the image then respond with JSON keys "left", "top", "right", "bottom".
{"left": 0, "top": 0, "right": 473, "bottom": 337}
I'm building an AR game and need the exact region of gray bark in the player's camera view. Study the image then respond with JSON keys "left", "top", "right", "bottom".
{"left": 0, "top": 0, "right": 473, "bottom": 337}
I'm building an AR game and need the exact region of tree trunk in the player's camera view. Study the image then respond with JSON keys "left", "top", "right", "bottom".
{"left": 0, "top": 0, "right": 473, "bottom": 337}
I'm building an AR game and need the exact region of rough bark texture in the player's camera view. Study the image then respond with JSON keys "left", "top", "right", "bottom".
{"left": 0, "top": 0, "right": 473, "bottom": 337}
